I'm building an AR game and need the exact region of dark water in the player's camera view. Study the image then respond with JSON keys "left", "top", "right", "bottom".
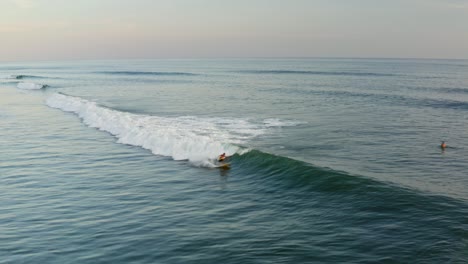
{"left": 1, "top": 59, "right": 468, "bottom": 263}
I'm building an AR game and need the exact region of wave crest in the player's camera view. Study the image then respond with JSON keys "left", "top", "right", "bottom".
{"left": 45, "top": 93, "right": 272, "bottom": 165}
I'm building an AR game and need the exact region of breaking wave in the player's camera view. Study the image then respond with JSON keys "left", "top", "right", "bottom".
{"left": 45, "top": 93, "right": 300, "bottom": 167}
{"left": 17, "top": 82, "right": 47, "bottom": 90}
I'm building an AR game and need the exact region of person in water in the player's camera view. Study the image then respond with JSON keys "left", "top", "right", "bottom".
{"left": 441, "top": 141, "right": 447, "bottom": 149}
{"left": 218, "top": 153, "right": 226, "bottom": 162}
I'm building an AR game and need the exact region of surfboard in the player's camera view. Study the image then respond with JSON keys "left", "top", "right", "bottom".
{"left": 216, "top": 163, "right": 231, "bottom": 169}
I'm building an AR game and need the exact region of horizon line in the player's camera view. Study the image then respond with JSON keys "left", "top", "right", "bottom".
{"left": 1, "top": 56, "right": 467, "bottom": 64}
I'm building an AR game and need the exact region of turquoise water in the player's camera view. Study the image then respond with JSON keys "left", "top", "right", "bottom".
{"left": 1, "top": 59, "right": 468, "bottom": 263}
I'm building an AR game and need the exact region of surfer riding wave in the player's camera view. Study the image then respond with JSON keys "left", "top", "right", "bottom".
{"left": 218, "top": 153, "right": 226, "bottom": 162}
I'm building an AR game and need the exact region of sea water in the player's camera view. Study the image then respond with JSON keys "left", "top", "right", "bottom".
{"left": 1, "top": 59, "right": 467, "bottom": 263}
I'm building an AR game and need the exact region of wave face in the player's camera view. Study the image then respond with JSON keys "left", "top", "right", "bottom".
{"left": 17, "top": 82, "right": 46, "bottom": 90}
{"left": 46, "top": 93, "right": 299, "bottom": 166}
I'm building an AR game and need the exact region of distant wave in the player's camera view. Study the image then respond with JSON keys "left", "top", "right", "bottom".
{"left": 9, "top": 74, "right": 44, "bottom": 80}
{"left": 408, "top": 86, "right": 468, "bottom": 95}
{"left": 97, "top": 71, "right": 197, "bottom": 76}
{"left": 323, "top": 90, "right": 468, "bottom": 110}
{"left": 324, "top": 90, "right": 468, "bottom": 110}
{"left": 46, "top": 93, "right": 303, "bottom": 167}
{"left": 239, "top": 70, "right": 396, "bottom": 77}
{"left": 433, "top": 100, "right": 468, "bottom": 110}
{"left": 17, "top": 82, "right": 47, "bottom": 90}
{"left": 260, "top": 87, "right": 468, "bottom": 111}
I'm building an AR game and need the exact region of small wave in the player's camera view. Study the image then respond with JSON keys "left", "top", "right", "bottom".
{"left": 239, "top": 70, "right": 396, "bottom": 77}
{"left": 46, "top": 93, "right": 293, "bottom": 165}
{"left": 433, "top": 100, "right": 468, "bottom": 110}
{"left": 261, "top": 87, "right": 468, "bottom": 112}
{"left": 17, "top": 82, "right": 47, "bottom": 90}
{"left": 9, "top": 74, "right": 44, "bottom": 79}
{"left": 97, "top": 71, "right": 197, "bottom": 76}
{"left": 411, "top": 86, "right": 468, "bottom": 95}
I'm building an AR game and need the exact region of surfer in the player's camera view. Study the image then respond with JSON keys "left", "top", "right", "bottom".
{"left": 218, "top": 153, "right": 226, "bottom": 162}
{"left": 440, "top": 141, "right": 447, "bottom": 149}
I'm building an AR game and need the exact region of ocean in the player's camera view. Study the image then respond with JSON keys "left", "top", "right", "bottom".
{"left": 1, "top": 58, "right": 467, "bottom": 263}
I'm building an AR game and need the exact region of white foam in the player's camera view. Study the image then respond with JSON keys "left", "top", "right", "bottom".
{"left": 17, "top": 82, "right": 45, "bottom": 90}
{"left": 46, "top": 93, "right": 264, "bottom": 165}
{"left": 263, "top": 118, "right": 307, "bottom": 127}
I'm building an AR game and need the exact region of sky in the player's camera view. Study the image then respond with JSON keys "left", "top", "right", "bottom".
{"left": 0, "top": 0, "right": 467, "bottom": 61}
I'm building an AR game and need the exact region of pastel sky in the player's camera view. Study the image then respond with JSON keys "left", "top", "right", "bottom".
{"left": 1, "top": 0, "right": 467, "bottom": 61}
